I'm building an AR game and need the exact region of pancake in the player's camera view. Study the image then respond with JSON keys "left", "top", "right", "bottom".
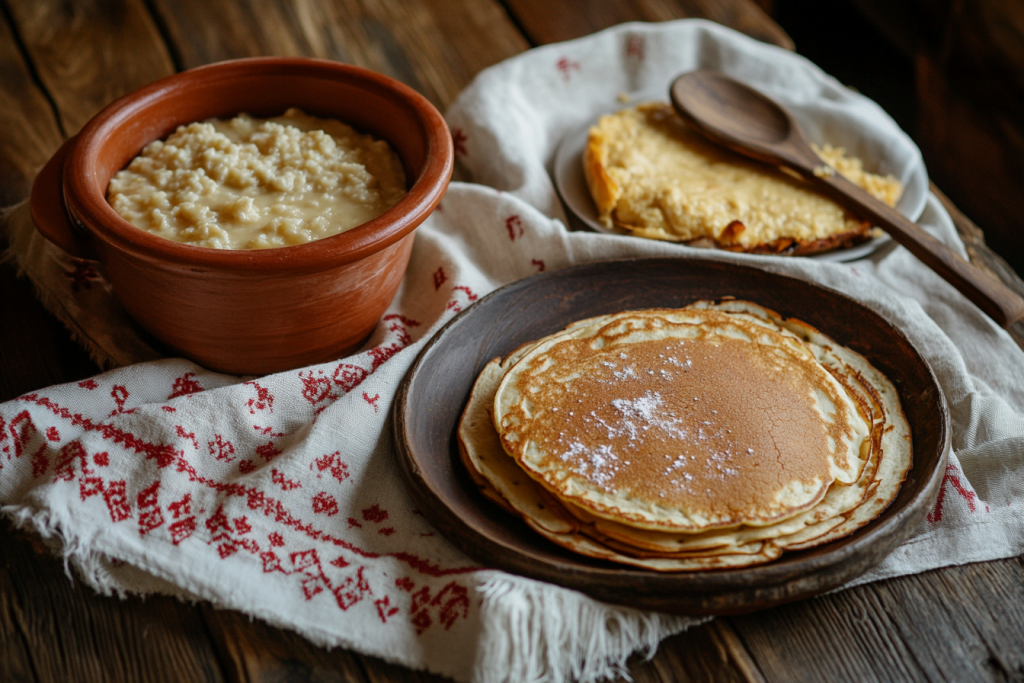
{"left": 456, "top": 300, "right": 911, "bottom": 572}
{"left": 493, "top": 308, "right": 872, "bottom": 532}
{"left": 583, "top": 102, "right": 904, "bottom": 255}
{"left": 459, "top": 354, "right": 780, "bottom": 571}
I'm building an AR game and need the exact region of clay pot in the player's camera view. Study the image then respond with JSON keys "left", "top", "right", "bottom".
{"left": 30, "top": 58, "right": 453, "bottom": 375}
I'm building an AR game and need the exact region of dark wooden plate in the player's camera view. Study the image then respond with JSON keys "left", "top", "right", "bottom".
{"left": 393, "top": 258, "right": 949, "bottom": 615}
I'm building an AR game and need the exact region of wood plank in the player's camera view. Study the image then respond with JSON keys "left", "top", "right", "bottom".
{"left": 501, "top": 0, "right": 793, "bottom": 50}
{"left": 0, "top": 521, "right": 226, "bottom": 683}
{"left": 0, "top": 10, "right": 64, "bottom": 206}
{"left": 200, "top": 605, "right": 377, "bottom": 683}
{"left": 4, "top": 0, "right": 174, "bottom": 136}
{"left": 0, "top": 546, "right": 38, "bottom": 683}
{"left": 728, "top": 558, "right": 1024, "bottom": 682}
{"left": 148, "top": 0, "right": 529, "bottom": 109}
{"left": 0, "top": 259, "right": 99, "bottom": 403}
{"left": 2, "top": 3, "right": 1020, "bottom": 683}
{"left": 627, "top": 621, "right": 763, "bottom": 683}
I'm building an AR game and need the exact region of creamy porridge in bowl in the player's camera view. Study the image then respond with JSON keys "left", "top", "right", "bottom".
{"left": 30, "top": 58, "right": 453, "bottom": 375}
{"left": 107, "top": 109, "right": 408, "bottom": 250}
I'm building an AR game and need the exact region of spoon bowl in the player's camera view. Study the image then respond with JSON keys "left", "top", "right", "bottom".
{"left": 672, "top": 70, "right": 795, "bottom": 151}
{"left": 670, "top": 70, "right": 1024, "bottom": 328}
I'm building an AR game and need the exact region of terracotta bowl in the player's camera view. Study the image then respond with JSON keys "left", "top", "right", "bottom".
{"left": 30, "top": 58, "right": 453, "bottom": 375}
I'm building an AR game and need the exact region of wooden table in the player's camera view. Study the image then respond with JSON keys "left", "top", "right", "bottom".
{"left": 3, "top": 1, "right": 1024, "bottom": 681}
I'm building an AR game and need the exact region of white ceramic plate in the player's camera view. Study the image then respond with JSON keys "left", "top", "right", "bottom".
{"left": 553, "top": 88, "right": 928, "bottom": 263}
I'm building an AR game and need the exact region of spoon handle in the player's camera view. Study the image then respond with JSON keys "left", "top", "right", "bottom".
{"left": 811, "top": 172, "right": 1024, "bottom": 327}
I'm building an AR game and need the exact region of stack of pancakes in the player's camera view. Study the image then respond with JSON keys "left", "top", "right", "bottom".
{"left": 457, "top": 301, "right": 912, "bottom": 571}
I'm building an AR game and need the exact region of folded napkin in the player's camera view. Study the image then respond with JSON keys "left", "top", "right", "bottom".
{"left": 4, "top": 20, "right": 1024, "bottom": 683}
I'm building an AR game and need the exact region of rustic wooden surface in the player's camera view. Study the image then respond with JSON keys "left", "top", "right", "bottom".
{"left": 2, "top": 1, "right": 1024, "bottom": 681}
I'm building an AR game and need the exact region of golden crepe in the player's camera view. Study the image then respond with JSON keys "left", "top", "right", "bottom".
{"left": 457, "top": 301, "right": 912, "bottom": 572}
{"left": 583, "top": 102, "right": 904, "bottom": 255}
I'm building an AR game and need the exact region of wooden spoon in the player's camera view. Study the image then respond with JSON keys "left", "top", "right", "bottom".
{"left": 670, "top": 69, "right": 1024, "bottom": 328}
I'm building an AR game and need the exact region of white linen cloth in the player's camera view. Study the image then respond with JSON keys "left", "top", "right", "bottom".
{"left": 3, "top": 20, "right": 1024, "bottom": 683}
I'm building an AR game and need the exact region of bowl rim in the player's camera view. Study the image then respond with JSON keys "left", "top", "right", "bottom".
{"left": 63, "top": 57, "right": 453, "bottom": 271}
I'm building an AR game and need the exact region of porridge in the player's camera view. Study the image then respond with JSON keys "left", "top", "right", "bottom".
{"left": 107, "top": 108, "right": 407, "bottom": 249}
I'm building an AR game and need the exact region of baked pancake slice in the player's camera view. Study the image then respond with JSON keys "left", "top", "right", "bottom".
{"left": 583, "top": 102, "right": 903, "bottom": 255}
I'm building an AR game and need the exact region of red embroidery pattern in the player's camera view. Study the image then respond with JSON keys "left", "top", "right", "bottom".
{"left": 3, "top": 411, "right": 36, "bottom": 460}
{"left": 55, "top": 440, "right": 89, "bottom": 483}
{"left": 297, "top": 314, "right": 422, "bottom": 419}
{"left": 928, "top": 464, "right": 984, "bottom": 523}
{"left": 137, "top": 480, "right": 164, "bottom": 535}
{"left": 93, "top": 452, "right": 109, "bottom": 467}
{"left": 256, "top": 441, "right": 282, "bottom": 462}
{"left": 505, "top": 214, "right": 524, "bottom": 241}
{"left": 312, "top": 492, "right": 340, "bottom": 516}
{"left": 46, "top": 426, "right": 60, "bottom": 441}
{"left": 367, "top": 351, "right": 398, "bottom": 376}
{"left": 208, "top": 434, "right": 236, "bottom": 462}
{"left": 445, "top": 285, "right": 479, "bottom": 314}
{"left": 78, "top": 379, "right": 98, "bottom": 390}
{"left": 362, "top": 504, "right": 388, "bottom": 523}
{"left": 333, "top": 364, "right": 369, "bottom": 393}
{"left": 363, "top": 393, "right": 380, "bottom": 412}
{"left": 272, "top": 469, "right": 302, "bottom": 491}
{"left": 239, "top": 460, "right": 256, "bottom": 474}
{"left": 368, "top": 315, "right": 421, "bottom": 372}
{"left": 32, "top": 444, "right": 49, "bottom": 478}
{"left": 451, "top": 128, "right": 468, "bottom": 157}
{"left": 245, "top": 382, "right": 274, "bottom": 414}
{"left": 299, "top": 369, "right": 337, "bottom": 414}
{"left": 531, "top": 258, "right": 546, "bottom": 272}
{"left": 625, "top": 34, "right": 645, "bottom": 60}
{"left": 433, "top": 267, "right": 447, "bottom": 290}
{"left": 24, "top": 396, "right": 178, "bottom": 468}
{"left": 103, "top": 480, "right": 132, "bottom": 522}
{"left": 175, "top": 425, "right": 199, "bottom": 450}
{"left": 17, "top": 394, "right": 481, "bottom": 583}
{"left": 375, "top": 595, "right": 400, "bottom": 622}
{"left": 269, "top": 532, "right": 284, "bottom": 547}
{"left": 168, "top": 372, "right": 203, "bottom": 399}
{"left": 65, "top": 259, "right": 99, "bottom": 292}
{"left": 110, "top": 385, "right": 130, "bottom": 416}
{"left": 311, "top": 451, "right": 350, "bottom": 483}
{"left": 556, "top": 57, "right": 581, "bottom": 81}
{"left": 168, "top": 493, "right": 197, "bottom": 545}
{"left": 395, "top": 578, "right": 471, "bottom": 634}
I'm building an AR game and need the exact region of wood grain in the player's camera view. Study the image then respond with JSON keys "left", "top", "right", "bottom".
{"left": 501, "top": 0, "right": 793, "bottom": 50}
{"left": 627, "top": 621, "right": 763, "bottom": 683}
{"left": 148, "top": 0, "right": 528, "bottom": 109}
{"left": 0, "top": 9, "right": 63, "bottom": 205}
{"left": 732, "top": 558, "right": 1024, "bottom": 682}
{"left": 0, "top": 522, "right": 225, "bottom": 683}
{"left": 1, "top": 1, "right": 1023, "bottom": 683}
{"left": 4, "top": 0, "right": 174, "bottom": 136}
